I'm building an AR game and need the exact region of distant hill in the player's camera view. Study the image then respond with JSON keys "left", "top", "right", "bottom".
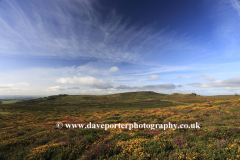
{"left": 0, "top": 95, "right": 42, "bottom": 100}
{"left": 117, "top": 91, "right": 162, "bottom": 95}
{"left": 15, "top": 91, "right": 167, "bottom": 106}
{"left": 9, "top": 91, "right": 240, "bottom": 107}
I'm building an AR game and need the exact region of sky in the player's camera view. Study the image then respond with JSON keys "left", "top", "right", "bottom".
{"left": 0, "top": 0, "right": 240, "bottom": 96}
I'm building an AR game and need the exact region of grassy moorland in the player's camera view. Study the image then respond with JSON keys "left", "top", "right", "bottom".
{"left": 0, "top": 91, "right": 240, "bottom": 160}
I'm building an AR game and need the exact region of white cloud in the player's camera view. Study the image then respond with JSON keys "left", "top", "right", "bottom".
{"left": 171, "top": 89, "right": 191, "bottom": 93}
{"left": 0, "top": 84, "right": 30, "bottom": 93}
{"left": 197, "top": 74, "right": 206, "bottom": 77}
{"left": 191, "top": 74, "right": 215, "bottom": 81}
{"left": 17, "top": 83, "right": 31, "bottom": 86}
{"left": 223, "top": 87, "right": 240, "bottom": 91}
{"left": 57, "top": 76, "right": 103, "bottom": 85}
{"left": 90, "top": 70, "right": 97, "bottom": 73}
{"left": 108, "top": 66, "right": 119, "bottom": 72}
{"left": 107, "top": 88, "right": 116, "bottom": 91}
{"left": 188, "top": 76, "right": 240, "bottom": 88}
{"left": 56, "top": 76, "right": 113, "bottom": 89}
{"left": 67, "top": 87, "right": 80, "bottom": 90}
{"left": 191, "top": 74, "right": 209, "bottom": 78}
{"left": 0, "top": 84, "right": 14, "bottom": 88}
{"left": 45, "top": 86, "right": 66, "bottom": 92}
{"left": 116, "top": 83, "right": 182, "bottom": 90}
{"left": 149, "top": 75, "right": 160, "bottom": 79}
{"left": 0, "top": 83, "right": 30, "bottom": 93}
{"left": 178, "top": 76, "right": 183, "bottom": 79}
{"left": 109, "top": 79, "right": 115, "bottom": 83}
{"left": 205, "top": 77, "right": 215, "bottom": 81}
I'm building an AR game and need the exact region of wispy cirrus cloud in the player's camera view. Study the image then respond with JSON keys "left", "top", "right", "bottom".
{"left": 209, "top": 0, "right": 240, "bottom": 58}
{"left": 0, "top": 0, "right": 212, "bottom": 67}
{"left": 133, "top": 66, "right": 190, "bottom": 75}
{"left": 231, "top": 0, "right": 240, "bottom": 16}
{"left": 0, "top": 0, "right": 176, "bottom": 64}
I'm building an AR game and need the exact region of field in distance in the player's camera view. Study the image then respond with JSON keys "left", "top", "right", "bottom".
{"left": 0, "top": 100, "right": 21, "bottom": 104}
{"left": 0, "top": 91, "right": 240, "bottom": 159}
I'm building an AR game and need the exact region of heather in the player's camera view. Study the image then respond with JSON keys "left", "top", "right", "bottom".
{"left": 0, "top": 93, "right": 240, "bottom": 159}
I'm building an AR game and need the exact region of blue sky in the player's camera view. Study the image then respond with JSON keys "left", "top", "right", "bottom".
{"left": 0, "top": 0, "right": 240, "bottom": 96}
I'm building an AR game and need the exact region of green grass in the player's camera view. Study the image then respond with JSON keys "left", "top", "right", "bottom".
{"left": 0, "top": 111, "right": 10, "bottom": 114}
{"left": 1, "top": 100, "right": 21, "bottom": 104}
